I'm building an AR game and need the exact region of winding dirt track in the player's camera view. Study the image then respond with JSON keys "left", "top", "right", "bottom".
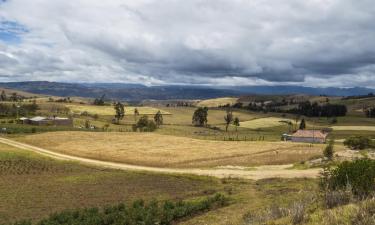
{"left": 0, "top": 137, "right": 321, "bottom": 180}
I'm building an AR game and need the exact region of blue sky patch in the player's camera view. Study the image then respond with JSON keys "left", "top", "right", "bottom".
{"left": 0, "top": 21, "right": 28, "bottom": 44}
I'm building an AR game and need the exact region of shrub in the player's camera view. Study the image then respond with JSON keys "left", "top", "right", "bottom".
{"left": 344, "top": 136, "right": 373, "bottom": 150}
{"left": 136, "top": 116, "right": 157, "bottom": 132}
{"left": 323, "top": 190, "right": 352, "bottom": 209}
{"left": 10, "top": 194, "right": 229, "bottom": 225}
{"left": 290, "top": 201, "right": 306, "bottom": 225}
{"left": 321, "top": 159, "right": 375, "bottom": 198}
{"left": 323, "top": 139, "right": 335, "bottom": 160}
{"left": 351, "top": 198, "right": 375, "bottom": 225}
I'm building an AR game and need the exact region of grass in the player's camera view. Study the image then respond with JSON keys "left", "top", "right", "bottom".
{"left": 330, "top": 125, "right": 375, "bottom": 131}
{"left": 0, "top": 143, "right": 223, "bottom": 223}
{"left": 240, "top": 117, "right": 293, "bottom": 129}
{"left": 196, "top": 97, "right": 239, "bottom": 108}
{"left": 14, "top": 131, "right": 330, "bottom": 168}
{"left": 66, "top": 104, "right": 171, "bottom": 116}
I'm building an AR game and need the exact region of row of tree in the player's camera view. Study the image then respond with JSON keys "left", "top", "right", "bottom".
{"left": 0, "top": 103, "right": 39, "bottom": 117}
{"left": 287, "top": 101, "right": 347, "bottom": 117}
{"left": 0, "top": 91, "right": 26, "bottom": 102}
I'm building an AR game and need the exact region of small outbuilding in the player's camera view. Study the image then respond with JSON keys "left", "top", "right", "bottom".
{"left": 22, "top": 116, "right": 73, "bottom": 126}
{"left": 291, "top": 130, "right": 328, "bottom": 143}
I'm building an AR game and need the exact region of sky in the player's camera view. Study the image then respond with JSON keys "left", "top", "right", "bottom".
{"left": 0, "top": 0, "right": 374, "bottom": 87}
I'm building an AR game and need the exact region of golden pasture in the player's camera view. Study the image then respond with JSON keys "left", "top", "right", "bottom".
{"left": 15, "top": 131, "right": 326, "bottom": 168}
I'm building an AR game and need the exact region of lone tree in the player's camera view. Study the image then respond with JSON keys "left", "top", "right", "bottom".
{"left": 93, "top": 94, "right": 106, "bottom": 106}
{"left": 224, "top": 110, "right": 233, "bottom": 132}
{"left": 154, "top": 110, "right": 163, "bottom": 127}
{"left": 323, "top": 139, "right": 335, "bottom": 160}
{"left": 233, "top": 117, "right": 240, "bottom": 132}
{"left": 299, "top": 118, "right": 306, "bottom": 130}
{"left": 192, "top": 107, "right": 208, "bottom": 127}
{"left": 114, "top": 102, "right": 125, "bottom": 124}
{"left": 134, "top": 108, "right": 140, "bottom": 122}
{"left": 0, "top": 91, "right": 6, "bottom": 101}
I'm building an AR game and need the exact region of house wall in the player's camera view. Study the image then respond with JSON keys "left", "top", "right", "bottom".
{"left": 291, "top": 137, "right": 325, "bottom": 143}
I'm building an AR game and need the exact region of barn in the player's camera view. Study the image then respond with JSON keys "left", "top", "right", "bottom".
{"left": 291, "top": 130, "right": 328, "bottom": 143}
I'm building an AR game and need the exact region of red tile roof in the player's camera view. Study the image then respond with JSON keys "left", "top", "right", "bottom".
{"left": 292, "top": 130, "right": 328, "bottom": 139}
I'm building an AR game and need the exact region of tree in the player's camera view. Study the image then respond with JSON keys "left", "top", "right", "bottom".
{"left": 192, "top": 107, "right": 208, "bottom": 127}
{"left": 365, "top": 107, "right": 375, "bottom": 118}
{"left": 224, "top": 110, "right": 233, "bottom": 132}
{"left": 0, "top": 91, "right": 6, "bottom": 101}
{"left": 323, "top": 139, "right": 334, "bottom": 160}
{"left": 93, "top": 94, "right": 105, "bottom": 106}
{"left": 154, "top": 110, "right": 163, "bottom": 127}
{"left": 114, "top": 102, "right": 125, "bottom": 124}
{"left": 299, "top": 118, "right": 306, "bottom": 130}
{"left": 10, "top": 92, "right": 18, "bottom": 102}
{"left": 233, "top": 117, "right": 240, "bottom": 132}
{"left": 84, "top": 120, "right": 91, "bottom": 129}
{"left": 134, "top": 108, "right": 140, "bottom": 122}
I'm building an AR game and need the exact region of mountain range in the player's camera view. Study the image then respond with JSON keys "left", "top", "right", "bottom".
{"left": 0, "top": 81, "right": 374, "bottom": 101}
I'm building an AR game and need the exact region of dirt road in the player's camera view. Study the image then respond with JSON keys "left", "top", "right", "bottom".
{"left": 0, "top": 137, "right": 321, "bottom": 180}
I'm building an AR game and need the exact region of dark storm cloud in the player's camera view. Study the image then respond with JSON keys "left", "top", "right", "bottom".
{"left": 0, "top": 0, "right": 374, "bottom": 87}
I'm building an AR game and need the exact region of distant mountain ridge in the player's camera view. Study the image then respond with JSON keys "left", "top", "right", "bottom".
{"left": 0, "top": 81, "right": 373, "bottom": 101}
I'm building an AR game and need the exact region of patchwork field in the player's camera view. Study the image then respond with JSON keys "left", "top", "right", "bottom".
{"left": 240, "top": 117, "right": 293, "bottom": 129}
{"left": 66, "top": 104, "right": 171, "bottom": 116}
{"left": 14, "top": 131, "right": 330, "bottom": 168}
{"left": 197, "top": 97, "right": 239, "bottom": 108}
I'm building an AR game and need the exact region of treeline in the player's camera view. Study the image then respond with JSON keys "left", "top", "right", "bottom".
{"left": 0, "top": 91, "right": 27, "bottom": 102}
{"left": 341, "top": 92, "right": 374, "bottom": 100}
{"left": 229, "top": 101, "right": 347, "bottom": 117}
{"left": 287, "top": 101, "right": 347, "bottom": 117}
{"left": 0, "top": 103, "right": 39, "bottom": 117}
{"left": 8, "top": 194, "right": 228, "bottom": 225}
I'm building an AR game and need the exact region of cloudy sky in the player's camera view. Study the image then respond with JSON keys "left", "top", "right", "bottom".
{"left": 0, "top": 0, "right": 374, "bottom": 87}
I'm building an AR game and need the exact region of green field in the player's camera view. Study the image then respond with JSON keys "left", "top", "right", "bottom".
{"left": 240, "top": 117, "right": 293, "bottom": 129}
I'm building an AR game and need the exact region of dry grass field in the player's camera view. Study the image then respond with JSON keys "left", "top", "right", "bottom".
{"left": 15, "top": 131, "right": 329, "bottom": 168}
{"left": 240, "top": 117, "right": 293, "bottom": 129}
{"left": 66, "top": 104, "right": 170, "bottom": 116}
{"left": 331, "top": 125, "right": 375, "bottom": 131}
{"left": 197, "top": 97, "right": 239, "bottom": 108}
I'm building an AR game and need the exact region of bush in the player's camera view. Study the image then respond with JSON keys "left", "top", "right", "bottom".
{"left": 320, "top": 159, "right": 375, "bottom": 198}
{"left": 136, "top": 116, "right": 157, "bottom": 132}
{"left": 344, "top": 136, "right": 373, "bottom": 150}
{"left": 323, "top": 139, "right": 335, "bottom": 160}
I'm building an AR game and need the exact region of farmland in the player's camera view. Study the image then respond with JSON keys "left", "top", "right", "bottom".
{"left": 14, "top": 131, "right": 330, "bottom": 168}
{"left": 66, "top": 104, "right": 171, "bottom": 116}
{"left": 197, "top": 97, "right": 239, "bottom": 107}
{"left": 0, "top": 91, "right": 374, "bottom": 225}
{"left": 0, "top": 142, "right": 324, "bottom": 225}
{"left": 0, "top": 143, "right": 224, "bottom": 223}
{"left": 240, "top": 117, "right": 293, "bottom": 129}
